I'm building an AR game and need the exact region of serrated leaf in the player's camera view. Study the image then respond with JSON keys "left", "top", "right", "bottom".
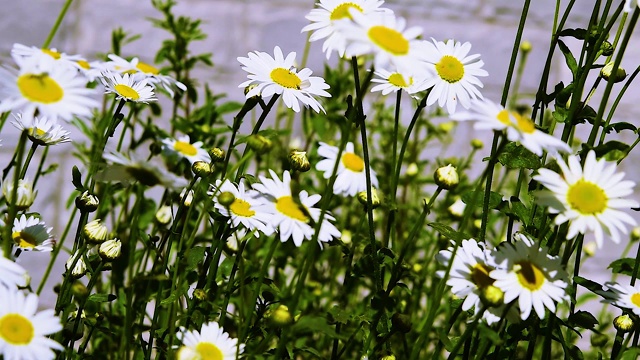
{"left": 567, "top": 311, "right": 598, "bottom": 330}
{"left": 461, "top": 190, "right": 504, "bottom": 209}
{"left": 558, "top": 40, "right": 579, "bottom": 77}
{"left": 87, "top": 293, "right": 116, "bottom": 302}
{"left": 185, "top": 246, "right": 206, "bottom": 271}
{"left": 608, "top": 258, "right": 638, "bottom": 277}
{"left": 428, "top": 222, "right": 471, "bottom": 242}
{"left": 498, "top": 142, "right": 541, "bottom": 169}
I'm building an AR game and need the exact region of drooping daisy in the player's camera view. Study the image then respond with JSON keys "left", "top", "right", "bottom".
{"left": 101, "top": 151, "right": 188, "bottom": 189}
{"left": 0, "top": 250, "right": 27, "bottom": 289}
{"left": 176, "top": 321, "right": 244, "bottom": 360}
{"left": 11, "top": 43, "right": 84, "bottom": 70}
{"left": 238, "top": 46, "right": 331, "bottom": 113}
{"left": 0, "top": 287, "right": 63, "bottom": 359}
{"left": 12, "top": 215, "right": 55, "bottom": 252}
{"left": 161, "top": 135, "right": 211, "bottom": 164}
{"left": 0, "top": 55, "right": 99, "bottom": 121}
{"left": 105, "top": 54, "right": 186, "bottom": 97}
{"left": 2, "top": 177, "right": 37, "bottom": 210}
{"left": 12, "top": 113, "right": 71, "bottom": 146}
{"left": 100, "top": 71, "right": 157, "bottom": 103}
{"left": 603, "top": 281, "right": 640, "bottom": 316}
{"left": 340, "top": 11, "right": 427, "bottom": 74}
{"left": 252, "top": 170, "right": 341, "bottom": 246}
{"left": 490, "top": 233, "right": 569, "bottom": 320}
{"left": 316, "top": 142, "right": 379, "bottom": 197}
{"left": 209, "top": 179, "right": 274, "bottom": 236}
{"left": 533, "top": 150, "right": 638, "bottom": 248}
{"left": 370, "top": 67, "right": 430, "bottom": 97}
{"left": 301, "top": 0, "right": 391, "bottom": 59}
{"left": 421, "top": 38, "right": 488, "bottom": 114}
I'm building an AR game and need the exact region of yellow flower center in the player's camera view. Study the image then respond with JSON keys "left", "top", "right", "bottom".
{"left": 136, "top": 61, "right": 160, "bottom": 75}
{"left": 114, "top": 84, "right": 140, "bottom": 100}
{"left": 435, "top": 55, "right": 465, "bottom": 83}
{"left": 367, "top": 26, "right": 409, "bottom": 56}
{"left": 275, "top": 196, "right": 308, "bottom": 222}
{"left": 230, "top": 198, "right": 255, "bottom": 217}
{"left": 12, "top": 231, "right": 37, "bottom": 249}
{"left": 195, "top": 341, "right": 224, "bottom": 360}
{"left": 28, "top": 127, "right": 47, "bottom": 137}
{"left": 330, "top": 2, "right": 363, "bottom": 20}
{"left": 470, "top": 263, "right": 495, "bottom": 289}
{"left": 496, "top": 109, "right": 512, "bottom": 126}
{"left": 76, "top": 60, "right": 91, "bottom": 70}
{"left": 513, "top": 112, "right": 536, "bottom": 134}
{"left": 42, "top": 48, "right": 61, "bottom": 60}
{"left": 17, "top": 73, "right": 64, "bottom": 104}
{"left": 0, "top": 313, "right": 34, "bottom": 345}
{"left": 270, "top": 68, "right": 302, "bottom": 89}
{"left": 388, "top": 73, "right": 412, "bottom": 88}
{"left": 515, "top": 261, "right": 546, "bottom": 291}
{"left": 566, "top": 179, "right": 608, "bottom": 215}
{"left": 632, "top": 293, "right": 640, "bottom": 308}
{"left": 342, "top": 152, "right": 364, "bottom": 172}
{"left": 174, "top": 141, "right": 198, "bottom": 157}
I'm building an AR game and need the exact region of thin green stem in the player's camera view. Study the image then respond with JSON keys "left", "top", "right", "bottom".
{"left": 42, "top": 0, "right": 73, "bottom": 48}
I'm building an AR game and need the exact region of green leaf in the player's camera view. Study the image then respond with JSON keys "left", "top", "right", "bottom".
{"left": 291, "top": 316, "right": 346, "bottom": 340}
{"left": 621, "top": 347, "right": 640, "bottom": 360}
{"left": 567, "top": 310, "right": 598, "bottom": 330}
{"left": 87, "top": 293, "right": 117, "bottom": 303}
{"left": 72, "top": 166, "right": 83, "bottom": 191}
{"left": 327, "top": 306, "right": 349, "bottom": 325}
{"left": 477, "top": 323, "right": 502, "bottom": 345}
{"left": 500, "top": 197, "right": 530, "bottom": 226}
{"left": 185, "top": 246, "right": 206, "bottom": 271}
{"left": 461, "top": 190, "right": 504, "bottom": 209}
{"left": 428, "top": 222, "right": 471, "bottom": 242}
{"left": 558, "top": 40, "right": 579, "bottom": 77}
{"left": 216, "top": 101, "right": 243, "bottom": 115}
{"left": 558, "top": 28, "right": 587, "bottom": 39}
{"left": 576, "top": 105, "right": 597, "bottom": 125}
{"left": 608, "top": 258, "right": 638, "bottom": 277}
{"left": 498, "top": 142, "right": 542, "bottom": 169}
{"left": 590, "top": 141, "right": 630, "bottom": 159}
{"left": 605, "top": 121, "right": 637, "bottom": 134}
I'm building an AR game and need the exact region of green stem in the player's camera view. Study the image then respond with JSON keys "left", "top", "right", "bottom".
{"left": 500, "top": 0, "right": 531, "bottom": 107}
{"left": 19, "top": 142, "right": 38, "bottom": 179}
{"left": 42, "top": 0, "right": 73, "bottom": 48}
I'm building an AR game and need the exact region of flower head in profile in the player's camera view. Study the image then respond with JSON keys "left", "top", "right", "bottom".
{"left": 238, "top": 46, "right": 330, "bottom": 113}
{"left": 0, "top": 250, "right": 28, "bottom": 289}
{"left": 301, "top": 0, "right": 390, "bottom": 59}
{"left": 2, "top": 177, "right": 37, "bottom": 211}
{"left": 101, "top": 151, "right": 188, "bottom": 189}
{"left": 12, "top": 215, "right": 55, "bottom": 252}
{"left": 209, "top": 179, "right": 274, "bottom": 237}
{"left": 252, "top": 170, "right": 341, "bottom": 246}
{"left": 12, "top": 43, "right": 84, "bottom": 70}
{"left": 603, "top": 281, "right": 640, "bottom": 316}
{"left": 316, "top": 142, "right": 379, "bottom": 197}
{"left": 100, "top": 71, "right": 156, "bottom": 103}
{"left": 490, "top": 233, "right": 569, "bottom": 320}
{"left": 370, "top": 67, "right": 429, "bottom": 97}
{"left": 533, "top": 150, "right": 638, "bottom": 248}
{"left": 421, "top": 39, "right": 488, "bottom": 114}
{"left": 105, "top": 54, "right": 186, "bottom": 97}
{"left": 0, "top": 287, "right": 63, "bottom": 359}
{"left": 161, "top": 135, "right": 211, "bottom": 164}
{"left": 0, "top": 55, "right": 98, "bottom": 121}
{"left": 12, "top": 113, "right": 71, "bottom": 146}
{"left": 176, "top": 321, "right": 243, "bottom": 360}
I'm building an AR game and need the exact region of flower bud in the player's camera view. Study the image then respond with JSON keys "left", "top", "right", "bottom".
{"left": 99, "top": 239, "right": 122, "bottom": 260}
{"left": 71, "top": 281, "right": 88, "bottom": 298}
{"left": 193, "top": 289, "right": 208, "bottom": 301}
{"left": 601, "top": 61, "right": 627, "bottom": 83}
{"left": 155, "top": 205, "right": 173, "bottom": 225}
{"left": 289, "top": 150, "right": 311, "bottom": 172}
{"left": 65, "top": 251, "right": 87, "bottom": 279}
{"left": 209, "top": 148, "right": 225, "bottom": 163}
{"left": 434, "top": 164, "right": 459, "bottom": 190}
{"left": 83, "top": 219, "right": 109, "bottom": 244}
{"left": 480, "top": 285, "right": 504, "bottom": 308}
{"left": 471, "top": 138, "right": 484, "bottom": 150}
{"left": 600, "top": 40, "right": 614, "bottom": 56}
{"left": 217, "top": 191, "right": 236, "bottom": 208}
{"left": 180, "top": 189, "right": 194, "bottom": 207}
{"left": 520, "top": 40, "right": 532, "bottom": 54}
{"left": 247, "top": 135, "right": 272, "bottom": 153}
{"left": 448, "top": 197, "right": 466, "bottom": 218}
{"left": 3, "top": 178, "right": 36, "bottom": 211}
{"left": 192, "top": 161, "right": 212, "bottom": 177}
{"left": 614, "top": 314, "right": 635, "bottom": 332}
{"left": 438, "top": 121, "right": 455, "bottom": 133}
{"left": 631, "top": 227, "right": 640, "bottom": 242}
{"left": 405, "top": 163, "right": 418, "bottom": 177}
{"left": 75, "top": 191, "right": 99, "bottom": 213}
{"left": 381, "top": 355, "right": 396, "bottom": 360}
{"left": 268, "top": 304, "right": 293, "bottom": 327}
{"left": 583, "top": 241, "right": 597, "bottom": 257}
{"left": 341, "top": 230, "right": 352, "bottom": 245}
{"left": 357, "top": 187, "right": 380, "bottom": 209}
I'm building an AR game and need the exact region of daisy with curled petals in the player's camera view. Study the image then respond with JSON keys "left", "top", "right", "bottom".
{"left": 301, "top": 0, "right": 390, "bottom": 59}
{"left": 12, "top": 215, "right": 55, "bottom": 252}
{"left": 101, "top": 152, "right": 188, "bottom": 189}
{"left": 161, "top": 135, "right": 211, "bottom": 164}
{"left": 602, "top": 282, "right": 640, "bottom": 316}
{"left": 238, "top": 46, "right": 330, "bottom": 113}
{"left": 100, "top": 71, "right": 157, "bottom": 103}
{"left": 252, "top": 170, "right": 341, "bottom": 246}
{"left": 209, "top": 179, "right": 274, "bottom": 237}
{"left": 0, "top": 55, "right": 99, "bottom": 121}
{"left": 340, "top": 11, "right": 426, "bottom": 74}
{"left": 370, "top": 67, "right": 430, "bottom": 97}
{"left": 533, "top": 150, "right": 638, "bottom": 248}
{"left": 12, "top": 113, "right": 71, "bottom": 146}
{"left": 105, "top": 54, "right": 186, "bottom": 97}
{"left": 0, "top": 250, "right": 27, "bottom": 289}
{"left": 316, "top": 142, "right": 378, "bottom": 197}
{"left": 490, "top": 233, "right": 569, "bottom": 320}
{"left": 421, "top": 38, "right": 488, "bottom": 114}
{"left": 451, "top": 98, "right": 571, "bottom": 155}
{"left": 0, "top": 287, "right": 63, "bottom": 360}
{"left": 12, "top": 43, "right": 84, "bottom": 70}
{"left": 176, "top": 321, "right": 243, "bottom": 360}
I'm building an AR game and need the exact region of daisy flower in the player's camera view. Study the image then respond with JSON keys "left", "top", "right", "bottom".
{"left": 301, "top": 0, "right": 390, "bottom": 59}
{"left": 12, "top": 113, "right": 71, "bottom": 146}
{"left": 451, "top": 98, "right": 570, "bottom": 155}
{"left": 490, "top": 233, "right": 569, "bottom": 320}
{"left": 533, "top": 150, "right": 638, "bottom": 247}
{"left": 0, "top": 55, "right": 99, "bottom": 121}
{"left": 105, "top": 54, "right": 186, "bottom": 97}
{"left": 101, "top": 151, "right": 188, "bottom": 189}
{"left": 161, "top": 135, "right": 211, "bottom": 164}
{"left": 176, "top": 321, "right": 243, "bottom": 360}
{"left": 209, "top": 179, "right": 274, "bottom": 236}
{"left": 0, "top": 250, "right": 27, "bottom": 289}
{"left": 100, "top": 71, "right": 157, "bottom": 103}
{"left": 421, "top": 38, "right": 488, "bottom": 114}
{"left": 12, "top": 43, "right": 84, "bottom": 70}
{"left": 2, "top": 177, "right": 37, "bottom": 211}
{"left": 603, "top": 281, "right": 640, "bottom": 316}
{"left": 370, "top": 67, "right": 430, "bottom": 96}
{"left": 340, "top": 11, "right": 427, "bottom": 74}
{"left": 0, "top": 287, "right": 63, "bottom": 359}
{"left": 12, "top": 215, "right": 55, "bottom": 252}
{"left": 315, "top": 142, "right": 379, "bottom": 197}
{"left": 252, "top": 170, "right": 341, "bottom": 246}
{"left": 238, "top": 46, "right": 331, "bottom": 113}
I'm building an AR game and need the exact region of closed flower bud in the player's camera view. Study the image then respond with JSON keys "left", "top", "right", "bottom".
{"left": 434, "top": 164, "right": 459, "bottom": 190}
{"left": 247, "top": 135, "right": 272, "bottom": 153}
{"left": 193, "top": 289, "right": 208, "bottom": 301}
{"left": 65, "top": 251, "right": 87, "bottom": 279}
{"left": 614, "top": 314, "right": 635, "bottom": 332}
{"left": 3, "top": 178, "right": 37, "bottom": 211}
{"left": 268, "top": 304, "right": 293, "bottom": 327}
{"left": 357, "top": 187, "right": 380, "bottom": 209}
{"left": 155, "top": 205, "right": 173, "bottom": 225}
{"left": 583, "top": 241, "right": 597, "bottom": 257}
{"left": 601, "top": 62, "right": 627, "bottom": 83}
{"left": 471, "top": 138, "right": 484, "bottom": 149}
{"left": 180, "top": 189, "right": 194, "bottom": 207}
{"left": 209, "top": 148, "right": 225, "bottom": 163}
{"left": 83, "top": 219, "right": 109, "bottom": 244}
{"left": 631, "top": 227, "right": 640, "bottom": 242}
{"left": 75, "top": 191, "right": 99, "bottom": 213}
{"left": 520, "top": 40, "right": 532, "bottom": 54}
{"left": 341, "top": 230, "right": 352, "bottom": 245}
{"left": 71, "top": 281, "right": 88, "bottom": 298}
{"left": 406, "top": 163, "right": 418, "bottom": 177}
{"left": 192, "top": 161, "right": 212, "bottom": 177}
{"left": 448, "top": 197, "right": 466, "bottom": 218}
{"left": 600, "top": 40, "right": 614, "bottom": 56}
{"left": 218, "top": 191, "right": 236, "bottom": 207}
{"left": 438, "top": 121, "right": 455, "bottom": 133}
{"left": 99, "top": 239, "right": 122, "bottom": 260}
{"left": 480, "top": 285, "right": 504, "bottom": 308}
{"left": 289, "top": 150, "right": 311, "bottom": 172}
